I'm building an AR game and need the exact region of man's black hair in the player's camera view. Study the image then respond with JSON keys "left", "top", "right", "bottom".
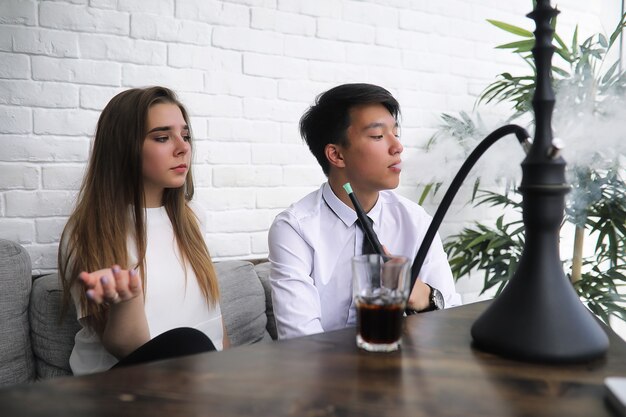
{"left": 299, "top": 83, "right": 400, "bottom": 176}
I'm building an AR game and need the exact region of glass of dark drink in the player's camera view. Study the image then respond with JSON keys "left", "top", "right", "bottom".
{"left": 352, "top": 254, "right": 410, "bottom": 352}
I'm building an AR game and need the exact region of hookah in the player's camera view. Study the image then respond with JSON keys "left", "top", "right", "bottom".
{"left": 409, "top": 0, "right": 609, "bottom": 362}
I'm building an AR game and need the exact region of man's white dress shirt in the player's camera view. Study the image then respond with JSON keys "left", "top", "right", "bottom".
{"left": 268, "top": 182, "right": 461, "bottom": 339}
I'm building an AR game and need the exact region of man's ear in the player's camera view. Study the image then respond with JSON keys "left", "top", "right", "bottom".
{"left": 325, "top": 143, "right": 345, "bottom": 169}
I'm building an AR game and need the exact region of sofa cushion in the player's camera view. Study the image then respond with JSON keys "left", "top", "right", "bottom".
{"left": 0, "top": 239, "right": 36, "bottom": 387}
{"left": 215, "top": 260, "right": 271, "bottom": 346}
{"left": 254, "top": 262, "right": 277, "bottom": 340}
{"left": 29, "top": 273, "right": 81, "bottom": 379}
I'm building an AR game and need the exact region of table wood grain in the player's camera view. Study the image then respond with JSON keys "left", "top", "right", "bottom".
{"left": 1, "top": 301, "right": 624, "bottom": 417}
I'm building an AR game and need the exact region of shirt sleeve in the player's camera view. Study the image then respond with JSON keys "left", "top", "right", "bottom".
{"left": 268, "top": 211, "right": 325, "bottom": 339}
{"left": 420, "top": 231, "right": 463, "bottom": 308}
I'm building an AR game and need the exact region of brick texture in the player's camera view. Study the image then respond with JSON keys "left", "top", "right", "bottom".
{"left": 0, "top": 0, "right": 611, "bottom": 280}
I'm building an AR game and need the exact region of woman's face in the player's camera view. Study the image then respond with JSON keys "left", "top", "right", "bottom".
{"left": 141, "top": 102, "right": 191, "bottom": 207}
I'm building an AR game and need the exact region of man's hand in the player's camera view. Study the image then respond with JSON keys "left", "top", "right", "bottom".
{"left": 407, "top": 278, "right": 430, "bottom": 312}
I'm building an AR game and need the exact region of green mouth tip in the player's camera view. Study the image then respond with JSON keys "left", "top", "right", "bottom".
{"left": 342, "top": 183, "right": 353, "bottom": 194}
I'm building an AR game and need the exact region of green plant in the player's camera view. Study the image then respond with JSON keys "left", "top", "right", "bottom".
{"left": 437, "top": 9, "right": 626, "bottom": 326}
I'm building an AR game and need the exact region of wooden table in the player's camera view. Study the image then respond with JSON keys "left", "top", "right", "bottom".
{"left": 1, "top": 301, "right": 625, "bottom": 416}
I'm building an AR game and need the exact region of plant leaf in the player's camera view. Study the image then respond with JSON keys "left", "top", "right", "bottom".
{"left": 487, "top": 19, "right": 534, "bottom": 38}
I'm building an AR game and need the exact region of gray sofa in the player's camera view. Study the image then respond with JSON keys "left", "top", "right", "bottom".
{"left": 0, "top": 238, "right": 276, "bottom": 388}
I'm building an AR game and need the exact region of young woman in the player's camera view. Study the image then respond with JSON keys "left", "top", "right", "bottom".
{"left": 59, "top": 86, "right": 229, "bottom": 375}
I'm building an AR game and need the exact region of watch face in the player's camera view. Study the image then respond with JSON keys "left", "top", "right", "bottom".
{"left": 432, "top": 288, "right": 444, "bottom": 310}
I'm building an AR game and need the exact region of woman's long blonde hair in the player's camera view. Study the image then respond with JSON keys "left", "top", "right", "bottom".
{"left": 59, "top": 86, "right": 219, "bottom": 333}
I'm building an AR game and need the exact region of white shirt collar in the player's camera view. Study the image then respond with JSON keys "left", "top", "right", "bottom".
{"left": 321, "top": 182, "right": 382, "bottom": 228}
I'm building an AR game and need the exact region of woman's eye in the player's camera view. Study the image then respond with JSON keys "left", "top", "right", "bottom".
{"left": 154, "top": 136, "right": 168, "bottom": 142}
{"left": 370, "top": 135, "right": 384, "bottom": 140}
{"left": 183, "top": 134, "right": 192, "bottom": 142}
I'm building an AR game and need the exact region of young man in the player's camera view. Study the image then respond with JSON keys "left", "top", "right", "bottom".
{"left": 268, "top": 83, "right": 461, "bottom": 339}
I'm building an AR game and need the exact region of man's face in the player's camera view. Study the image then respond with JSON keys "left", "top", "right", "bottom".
{"left": 338, "top": 103, "right": 403, "bottom": 193}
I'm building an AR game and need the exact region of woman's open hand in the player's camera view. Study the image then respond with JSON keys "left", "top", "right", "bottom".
{"left": 79, "top": 265, "right": 142, "bottom": 306}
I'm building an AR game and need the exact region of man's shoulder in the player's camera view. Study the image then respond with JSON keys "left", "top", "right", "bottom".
{"left": 272, "top": 185, "right": 324, "bottom": 226}
{"left": 380, "top": 190, "right": 428, "bottom": 216}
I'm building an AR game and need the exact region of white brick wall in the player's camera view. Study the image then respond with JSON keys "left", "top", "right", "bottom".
{"left": 0, "top": 0, "right": 616, "bottom": 290}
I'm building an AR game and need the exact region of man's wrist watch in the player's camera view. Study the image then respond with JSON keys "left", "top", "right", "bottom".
{"left": 406, "top": 284, "right": 445, "bottom": 315}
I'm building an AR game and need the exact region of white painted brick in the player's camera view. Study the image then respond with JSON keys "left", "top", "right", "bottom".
{"left": 40, "top": 2, "right": 129, "bottom": 35}
{"left": 205, "top": 71, "right": 277, "bottom": 99}
{"left": 251, "top": 8, "right": 316, "bottom": 36}
{"left": 5, "top": 190, "right": 76, "bottom": 217}
{"left": 280, "top": 122, "right": 301, "bottom": 144}
{"left": 316, "top": 18, "right": 375, "bottom": 43}
{"left": 79, "top": 34, "right": 166, "bottom": 65}
{"left": 346, "top": 44, "right": 401, "bottom": 68}
{"left": 42, "top": 165, "right": 85, "bottom": 190}
{"left": 177, "top": 92, "right": 242, "bottom": 117}
{"left": 176, "top": 1, "right": 249, "bottom": 26}
{"left": 0, "top": 80, "right": 79, "bottom": 108}
{"left": 0, "top": 0, "right": 37, "bottom": 25}
{"left": 399, "top": 9, "right": 438, "bottom": 33}
{"left": 208, "top": 118, "right": 281, "bottom": 143}
{"left": 0, "top": 52, "right": 29, "bottom": 79}
{"left": 284, "top": 35, "right": 345, "bottom": 62}
{"left": 277, "top": 0, "right": 341, "bottom": 18}
{"left": 375, "top": 0, "right": 411, "bottom": 7}
{"left": 202, "top": 142, "right": 251, "bottom": 165}
{"left": 375, "top": 28, "right": 429, "bottom": 51}
{"left": 278, "top": 79, "right": 329, "bottom": 102}
{"left": 403, "top": 51, "right": 450, "bottom": 73}
{"left": 0, "top": 219, "right": 35, "bottom": 244}
{"left": 168, "top": 44, "right": 241, "bottom": 72}
{"left": 188, "top": 116, "right": 208, "bottom": 139}
{"left": 28, "top": 243, "right": 59, "bottom": 272}
{"left": 206, "top": 210, "right": 272, "bottom": 233}
{"left": 283, "top": 165, "right": 325, "bottom": 186}
{"left": 0, "top": 105, "right": 31, "bottom": 134}
{"left": 396, "top": 90, "right": 447, "bottom": 113}
{"left": 89, "top": 0, "right": 117, "bottom": 10}
{"left": 243, "top": 53, "right": 307, "bottom": 79}
{"left": 223, "top": 0, "right": 276, "bottom": 7}
{"left": 418, "top": 73, "right": 466, "bottom": 95}
{"left": 4, "top": 26, "right": 79, "bottom": 57}
{"left": 429, "top": 36, "right": 475, "bottom": 60}
{"left": 0, "top": 27, "right": 11, "bottom": 52}
{"left": 34, "top": 109, "right": 100, "bottom": 136}
{"left": 306, "top": 60, "right": 363, "bottom": 83}
{"left": 0, "top": 135, "right": 89, "bottom": 162}
{"left": 131, "top": 13, "right": 211, "bottom": 45}
{"left": 35, "top": 218, "right": 68, "bottom": 244}
{"left": 437, "top": 0, "right": 474, "bottom": 21}
{"left": 243, "top": 97, "right": 306, "bottom": 122}
{"left": 191, "top": 164, "right": 212, "bottom": 187}
{"left": 194, "top": 187, "right": 255, "bottom": 210}
{"left": 206, "top": 232, "right": 250, "bottom": 258}
{"left": 213, "top": 166, "right": 282, "bottom": 187}
{"left": 250, "top": 231, "right": 268, "bottom": 255}
{"left": 342, "top": 1, "right": 399, "bottom": 28}
{"left": 118, "top": 0, "right": 173, "bottom": 14}
{"left": 256, "top": 186, "right": 317, "bottom": 208}
{"left": 122, "top": 65, "right": 203, "bottom": 92}
{"left": 79, "top": 86, "right": 124, "bottom": 110}
{"left": 32, "top": 56, "right": 121, "bottom": 86}
{"left": 250, "top": 143, "right": 315, "bottom": 165}
{"left": 0, "top": 163, "right": 39, "bottom": 189}
{"left": 212, "top": 27, "right": 284, "bottom": 54}
{"left": 447, "top": 95, "right": 481, "bottom": 113}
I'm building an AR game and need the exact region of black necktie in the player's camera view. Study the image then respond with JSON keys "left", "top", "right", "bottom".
{"left": 357, "top": 216, "right": 376, "bottom": 255}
